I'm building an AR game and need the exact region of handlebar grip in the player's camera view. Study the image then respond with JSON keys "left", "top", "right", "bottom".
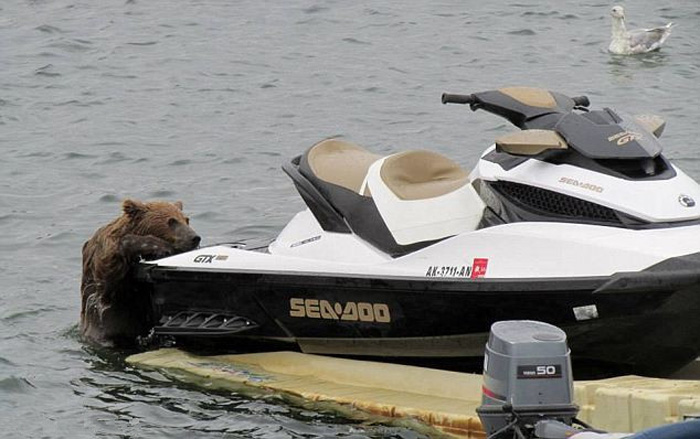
{"left": 572, "top": 95, "right": 590, "bottom": 107}
{"left": 441, "top": 93, "right": 476, "bottom": 105}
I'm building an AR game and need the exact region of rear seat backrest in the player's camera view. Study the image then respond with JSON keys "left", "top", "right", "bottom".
{"left": 306, "top": 139, "right": 381, "bottom": 194}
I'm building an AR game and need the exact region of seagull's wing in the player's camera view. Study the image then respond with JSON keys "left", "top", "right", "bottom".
{"left": 628, "top": 23, "right": 674, "bottom": 53}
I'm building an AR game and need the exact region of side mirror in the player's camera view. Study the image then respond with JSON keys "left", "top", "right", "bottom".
{"left": 495, "top": 129, "right": 568, "bottom": 156}
{"left": 634, "top": 114, "right": 666, "bottom": 138}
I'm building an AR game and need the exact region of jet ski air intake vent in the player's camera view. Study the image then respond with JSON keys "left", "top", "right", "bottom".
{"left": 154, "top": 312, "right": 258, "bottom": 336}
{"left": 490, "top": 181, "right": 621, "bottom": 224}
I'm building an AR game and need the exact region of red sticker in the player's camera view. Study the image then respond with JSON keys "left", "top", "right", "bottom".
{"left": 471, "top": 258, "right": 489, "bottom": 279}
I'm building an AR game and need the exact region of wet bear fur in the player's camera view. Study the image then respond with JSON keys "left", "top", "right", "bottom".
{"left": 80, "top": 199, "right": 200, "bottom": 346}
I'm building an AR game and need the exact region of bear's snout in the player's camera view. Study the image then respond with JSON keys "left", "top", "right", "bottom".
{"left": 175, "top": 234, "right": 200, "bottom": 252}
{"left": 190, "top": 235, "right": 201, "bottom": 248}
{"left": 171, "top": 223, "right": 201, "bottom": 252}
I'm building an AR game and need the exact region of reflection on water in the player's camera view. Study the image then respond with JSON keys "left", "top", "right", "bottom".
{"left": 75, "top": 344, "right": 431, "bottom": 439}
{"left": 607, "top": 51, "right": 671, "bottom": 82}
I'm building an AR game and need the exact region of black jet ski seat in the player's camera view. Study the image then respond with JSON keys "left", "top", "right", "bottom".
{"left": 282, "top": 138, "right": 485, "bottom": 256}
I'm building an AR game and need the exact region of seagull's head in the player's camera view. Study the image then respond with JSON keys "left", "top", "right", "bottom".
{"left": 610, "top": 5, "right": 625, "bottom": 20}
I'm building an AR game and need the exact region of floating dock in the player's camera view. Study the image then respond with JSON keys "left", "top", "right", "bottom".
{"left": 127, "top": 349, "right": 700, "bottom": 437}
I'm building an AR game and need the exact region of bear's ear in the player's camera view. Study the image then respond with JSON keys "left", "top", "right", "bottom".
{"left": 122, "top": 199, "right": 146, "bottom": 218}
{"left": 174, "top": 201, "right": 183, "bottom": 210}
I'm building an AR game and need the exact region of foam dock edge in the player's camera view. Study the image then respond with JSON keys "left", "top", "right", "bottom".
{"left": 127, "top": 349, "right": 485, "bottom": 437}
{"left": 127, "top": 349, "right": 700, "bottom": 437}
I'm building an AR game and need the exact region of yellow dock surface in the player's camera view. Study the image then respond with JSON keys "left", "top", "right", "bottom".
{"left": 127, "top": 349, "right": 700, "bottom": 437}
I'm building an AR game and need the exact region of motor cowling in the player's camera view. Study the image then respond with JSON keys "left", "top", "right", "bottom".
{"left": 476, "top": 320, "right": 579, "bottom": 437}
{"left": 476, "top": 320, "right": 700, "bottom": 438}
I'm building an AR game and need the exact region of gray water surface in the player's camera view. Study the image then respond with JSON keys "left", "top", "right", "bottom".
{"left": 1, "top": 0, "right": 699, "bottom": 437}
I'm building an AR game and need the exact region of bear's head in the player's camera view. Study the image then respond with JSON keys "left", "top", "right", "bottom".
{"left": 121, "top": 199, "right": 201, "bottom": 252}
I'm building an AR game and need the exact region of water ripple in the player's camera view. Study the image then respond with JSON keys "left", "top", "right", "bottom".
{"left": 98, "top": 152, "right": 131, "bottom": 164}
{"left": 46, "top": 40, "right": 93, "bottom": 53}
{"left": 99, "top": 194, "right": 121, "bottom": 203}
{"left": 34, "top": 230, "right": 79, "bottom": 246}
{"left": 507, "top": 29, "right": 536, "bottom": 36}
{"left": 169, "top": 159, "right": 192, "bottom": 166}
{"left": 63, "top": 152, "right": 98, "bottom": 160}
{"left": 3, "top": 306, "right": 60, "bottom": 323}
{"left": 127, "top": 41, "right": 159, "bottom": 46}
{"left": 522, "top": 11, "right": 558, "bottom": 17}
{"left": 35, "top": 64, "right": 61, "bottom": 77}
{"left": 303, "top": 5, "right": 328, "bottom": 14}
{"left": 0, "top": 376, "right": 37, "bottom": 394}
{"left": 35, "top": 24, "right": 64, "bottom": 34}
{"left": 342, "top": 37, "right": 371, "bottom": 45}
{"left": 149, "top": 190, "right": 176, "bottom": 198}
{"left": 559, "top": 13, "right": 579, "bottom": 20}
{"left": 0, "top": 356, "right": 18, "bottom": 367}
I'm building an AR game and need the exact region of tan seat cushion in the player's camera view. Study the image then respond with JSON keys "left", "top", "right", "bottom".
{"left": 380, "top": 150, "right": 469, "bottom": 200}
{"left": 307, "top": 139, "right": 381, "bottom": 193}
{"left": 499, "top": 86, "right": 557, "bottom": 109}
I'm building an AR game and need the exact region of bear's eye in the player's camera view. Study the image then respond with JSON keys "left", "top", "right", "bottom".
{"left": 168, "top": 218, "right": 179, "bottom": 228}
{"left": 185, "top": 217, "right": 190, "bottom": 225}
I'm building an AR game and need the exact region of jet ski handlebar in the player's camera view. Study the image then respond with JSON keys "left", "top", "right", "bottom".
{"left": 441, "top": 93, "right": 476, "bottom": 105}
{"left": 441, "top": 92, "right": 590, "bottom": 108}
{"left": 572, "top": 95, "right": 590, "bottom": 108}
{"left": 442, "top": 88, "right": 593, "bottom": 131}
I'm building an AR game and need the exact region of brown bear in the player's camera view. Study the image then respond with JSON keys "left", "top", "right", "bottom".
{"left": 80, "top": 199, "right": 201, "bottom": 346}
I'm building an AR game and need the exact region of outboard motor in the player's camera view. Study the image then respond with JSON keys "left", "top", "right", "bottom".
{"left": 477, "top": 320, "right": 580, "bottom": 438}
{"left": 476, "top": 320, "right": 700, "bottom": 439}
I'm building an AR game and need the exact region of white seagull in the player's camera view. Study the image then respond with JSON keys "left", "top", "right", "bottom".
{"left": 608, "top": 5, "right": 675, "bottom": 55}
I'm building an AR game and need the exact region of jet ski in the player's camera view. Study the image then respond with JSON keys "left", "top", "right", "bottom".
{"left": 134, "top": 86, "right": 700, "bottom": 377}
